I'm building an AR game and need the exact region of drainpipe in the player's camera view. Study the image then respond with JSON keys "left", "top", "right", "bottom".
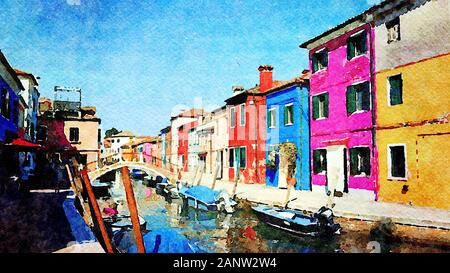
{"left": 367, "top": 20, "right": 378, "bottom": 201}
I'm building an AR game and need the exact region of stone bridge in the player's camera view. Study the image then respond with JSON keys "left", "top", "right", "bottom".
{"left": 87, "top": 160, "right": 171, "bottom": 181}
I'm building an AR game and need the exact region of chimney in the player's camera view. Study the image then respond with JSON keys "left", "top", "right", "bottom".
{"left": 258, "top": 65, "right": 273, "bottom": 92}
{"left": 232, "top": 86, "right": 245, "bottom": 94}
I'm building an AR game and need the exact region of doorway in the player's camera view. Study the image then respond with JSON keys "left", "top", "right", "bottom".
{"left": 326, "top": 145, "right": 348, "bottom": 196}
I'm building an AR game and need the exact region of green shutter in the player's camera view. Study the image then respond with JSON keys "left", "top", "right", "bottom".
{"left": 312, "top": 96, "right": 319, "bottom": 120}
{"left": 362, "top": 147, "right": 371, "bottom": 175}
{"left": 312, "top": 55, "right": 318, "bottom": 73}
{"left": 362, "top": 82, "right": 371, "bottom": 111}
{"left": 323, "top": 50, "right": 328, "bottom": 67}
{"left": 313, "top": 150, "right": 320, "bottom": 173}
{"left": 283, "top": 106, "right": 288, "bottom": 125}
{"left": 323, "top": 93, "right": 329, "bottom": 118}
{"left": 322, "top": 150, "right": 327, "bottom": 172}
{"left": 347, "top": 38, "right": 355, "bottom": 60}
{"left": 346, "top": 86, "right": 356, "bottom": 115}
{"left": 350, "top": 148, "right": 359, "bottom": 175}
{"left": 289, "top": 105, "right": 294, "bottom": 124}
{"left": 267, "top": 110, "right": 272, "bottom": 128}
{"left": 389, "top": 75, "right": 403, "bottom": 105}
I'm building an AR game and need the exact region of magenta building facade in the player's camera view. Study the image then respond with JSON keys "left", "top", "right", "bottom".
{"left": 300, "top": 18, "right": 377, "bottom": 201}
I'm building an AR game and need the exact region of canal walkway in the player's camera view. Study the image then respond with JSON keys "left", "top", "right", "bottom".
{"left": 171, "top": 170, "right": 450, "bottom": 230}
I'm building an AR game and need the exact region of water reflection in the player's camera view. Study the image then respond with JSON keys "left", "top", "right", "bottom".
{"left": 94, "top": 170, "right": 449, "bottom": 253}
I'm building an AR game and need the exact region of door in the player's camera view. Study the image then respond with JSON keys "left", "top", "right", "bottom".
{"left": 326, "top": 146, "right": 346, "bottom": 196}
{"left": 219, "top": 150, "right": 223, "bottom": 179}
{"left": 278, "top": 152, "right": 288, "bottom": 189}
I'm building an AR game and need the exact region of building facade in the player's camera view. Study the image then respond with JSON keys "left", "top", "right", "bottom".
{"left": 265, "top": 73, "right": 310, "bottom": 190}
{"left": 373, "top": 0, "right": 450, "bottom": 209}
{"left": 225, "top": 65, "right": 277, "bottom": 184}
{"left": 300, "top": 17, "right": 377, "bottom": 201}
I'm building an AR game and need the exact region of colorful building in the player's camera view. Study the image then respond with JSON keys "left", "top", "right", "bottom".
{"left": 177, "top": 120, "right": 197, "bottom": 171}
{"left": 225, "top": 65, "right": 284, "bottom": 184}
{"left": 372, "top": 0, "right": 450, "bottom": 209}
{"left": 300, "top": 15, "right": 377, "bottom": 201}
{"left": 0, "top": 51, "right": 23, "bottom": 145}
{"left": 160, "top": 126, "right": 170, "bottom": 167}
{"left": 265, "top": 71, "right": 311, "bottom": 190}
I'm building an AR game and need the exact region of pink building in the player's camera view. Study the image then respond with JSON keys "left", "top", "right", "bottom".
{"left": 300, "top": 17, "right": 377, "bottom": 201}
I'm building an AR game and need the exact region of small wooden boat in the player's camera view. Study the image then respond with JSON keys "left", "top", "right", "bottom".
{"left": 131, "top": 169, "right": 146, "bottom": 179}
{"left": 178, "top": 185, "right": 237, "bottom": 213}
{"left": 252, "top": 205, "right": 341, "bottom": 237}
{"left": 104, "top": 214, "right": 147, "bottom": 234}
{"left": 156, "top": 180, "right": 180, "bottom": 199}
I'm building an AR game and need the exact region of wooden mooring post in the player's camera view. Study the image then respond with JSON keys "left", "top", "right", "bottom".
{"left": 121, "top": 167, "right": 146, "bottom": 253}
{"left": 80, "top": 169, "right": 114, "bottom": 253}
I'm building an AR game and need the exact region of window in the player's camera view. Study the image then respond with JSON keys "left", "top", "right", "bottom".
{"left": 389, "top": 145, "right": 406, "bottom": 179}
{"left": 312, "top": 93, "right": 329, "bottom": 120}
{"left": 347, "top": 82, "right": 370, "bottom": 114}
{"left": 386, "top": 17, "right": 400, "bottom": 44}
{"left": 350, "top": 147, "right": 371, "bottom": 176}
{"left": 37, "top": 125, "right": 48, "bottom": 142}
{"left": 98, "top": 129, "right": 101, "bottom": 143}
{"left": 239, "top": 104, "right": 245, "bottom": 126}
{"left": 347, "top": 31, "right": 367, "bottom": 60}
{"left": 284, "top": 103, "right": 294, "bottom": 126}
{"left": 313, "top": 149, "right": 327, "bottom": 174}
{"left": 1, "top": 88, "right": 9, "bottom": 119}
{"left": 312, "top": 49, "right": 328, "bottom": 73}
{"left": 388, "top": 74, "right": 403, "bottom": 106}
{"left": 229, "top": 148, "right": 235, "bottom": 167}
{"left": 267, "top": 108, "right": 276, "bottom": 128}
{"left": 69, "top": 127, "right": 79, "bottom": 142}
{"left": 239, "top": 147, "right": 246, "bottom": 169}
{"left": 230, "top": 107, "right": 236, "bottom": 128}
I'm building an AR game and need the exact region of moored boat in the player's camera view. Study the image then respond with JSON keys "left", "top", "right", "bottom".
{"left": 252, "top": 205, "right": 341, "bottom": 237}
{"left": 178, "top": 185, "right": 237, "bottom": 213}
{"left": 131, "top": 169, "right": 146, "bottom": 179}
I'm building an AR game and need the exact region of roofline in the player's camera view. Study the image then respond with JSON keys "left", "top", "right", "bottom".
{"left": 299, "top": 0, "right": 406, "bottom": 49}
{"left": 15, "top": 69, "right": 39, "bottom": 86}
{"left": 263, "top": 81, "right": 305, "bottom": 97}
{"left": 0, "top": 50, "right": 25, "bottom": 91}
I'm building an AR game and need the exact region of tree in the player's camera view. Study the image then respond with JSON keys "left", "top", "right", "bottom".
{"left": 105, "top": 127, "right": 120, "bottom": 138}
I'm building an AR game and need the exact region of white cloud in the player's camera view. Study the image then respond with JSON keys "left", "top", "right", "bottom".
{"left": 67, "top": 0, "right": 81, "bottom": 6}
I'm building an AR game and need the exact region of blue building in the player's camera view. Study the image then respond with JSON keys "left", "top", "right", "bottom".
{"left": 0, "top": 51, "right": 24, "bottom": 144}
{"left": 265, "top": 73, "right": 310, "bottom": 190}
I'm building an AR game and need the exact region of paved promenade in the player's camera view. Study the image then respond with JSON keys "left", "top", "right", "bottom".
{"left": 172, "top": 170, "right": 450, "bottom": 230}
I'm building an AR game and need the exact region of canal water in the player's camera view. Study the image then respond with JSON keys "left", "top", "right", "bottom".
{"left": 94, "top": 170, "right": 449, "bottom": 253}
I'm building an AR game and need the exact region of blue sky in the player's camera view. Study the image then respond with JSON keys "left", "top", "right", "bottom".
{"left": 0, "top": 0, "right": 380, "bottom": 136}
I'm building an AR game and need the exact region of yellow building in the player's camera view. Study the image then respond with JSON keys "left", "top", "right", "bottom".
{"left": 374, "top": 0, "right": 450, "bottom": 209}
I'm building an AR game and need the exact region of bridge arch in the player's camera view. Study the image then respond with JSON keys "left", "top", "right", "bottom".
{"left": 88, "top": 161, "right": 168, "bottom": 181}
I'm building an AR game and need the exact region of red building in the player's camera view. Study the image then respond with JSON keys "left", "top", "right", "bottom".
{"left": 177, "top": 120, "right": 197, "bottom": 171}
{"left": 225, "top": 65, "right": 284, "bottom": 184}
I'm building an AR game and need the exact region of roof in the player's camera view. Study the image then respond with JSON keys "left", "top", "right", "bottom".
{"left": 14, "top": 69, "right": 39, "bottom": 86}
{"left": 112, "top": 131, "right": 135, "bottom": 138}
{"left": 130, "top": 136, "right": 161, "bottom": 147}
{"left": 264, "top": 70, "right": 311, "bottom": 96}
{"left": 170, "top": 108, "right": 206, "bottom": 121}
{"left": 0, "top": 50, "right": 25, "bottom": 91}
{"left": 299, "top": 0, "right": 408, "bottom": 49}
{"left": 225, "top": 80, "right": 287, "bottom": 104}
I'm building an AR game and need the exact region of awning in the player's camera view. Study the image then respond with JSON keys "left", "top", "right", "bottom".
{"left": 6, "top": 138, "right": 43, "bottom": 150}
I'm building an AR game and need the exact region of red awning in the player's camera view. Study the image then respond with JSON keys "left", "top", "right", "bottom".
{"left": 6, "top": 138, "right": 43, "bottom": 149}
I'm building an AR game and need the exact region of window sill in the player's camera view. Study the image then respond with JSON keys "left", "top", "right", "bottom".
{"left": 70, "top": 141, "right": 81, "bottom": 145}
{"left": 284, "top": 123, "right": 294, "bottom": 127}
{"left": 268, "top": 126, "right": 276, "bottom": 129}
{"left": 346, "top": 54, "right": 368, "bottom": 62}
{"left": 349, "top": 110, "right": 369, "bottom": 116}
{"left": 313, "top": 117, "right": 328, "bottom": 121}
{"left": 351, "top": 174, "right": 370, "bottom": 178}
{"left": 314, "top": 172, "right": 326, "bottom": 176}
{"left": 312, "top": 68, "right": 328, "bottom": 75}
{"left": 387, "top": 177, "right": 407, "bottom": 181}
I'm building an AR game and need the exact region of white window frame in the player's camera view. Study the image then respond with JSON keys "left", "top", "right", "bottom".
{"left": 239, "top": 103, "right": 246, "bottom": 126}
{"left": 347, "top": 30, "right": 368, "bottom": 60}
{"left": 350, "top": 145, "right": 371, "bottom": 177}
{"left": 387, "top": 144, "right": 407, "bottom": 180}
{"left": 268, "top": 107, "right": 276, "bottom": 129}
{"left": 312, "top": 47, "right": 328, "bottom": 73}
{"left": 284, "top": 103, "right": 294, "bottom": 126}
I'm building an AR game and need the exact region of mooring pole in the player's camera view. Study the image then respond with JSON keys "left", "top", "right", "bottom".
{"left": 211, "top": 162, "right": 220, "bottom": 190}
{"left": 121, "top": 167, "right": 146, "bottom": 253}
{"left": 80, "top": 169, "right": 114, "bottom": 253}
{"left": 232, "top": 169, "right": 240, "bottom": 197}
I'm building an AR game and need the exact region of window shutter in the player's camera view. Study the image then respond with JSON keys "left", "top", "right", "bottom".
{"left": 267, "top": 110, "right": 271, "bottom": 128}
{"left": 346, "top": 86, "right": 356, "bottom": 115}
{"left": 313, "top": 150, "right": 320, "bottom": 173}
{"left": 350, "top": 148, "right": 359, "bottom": 175}
{"left": 362, "top": 147, "right": 371, "bottom": 175}
{"left": 389, "top": 75, "right": 403, "bottom": 105}
{"left": 289, "top": 106, "right": 294, "bottom": 124}
{"left": 361, "top": 32, "right": 368, "bottom": 53}
{"left": 347, "top": 39, "right": 355, "bottom": 60}
{"left": 284, "top": 106, "right": 288, "bottom": 125}
{"left": 312, "top": 96, "right": 319, "bottom": 120}
{"left": 362, "top": 82, "right": 371, "bottom": 111}
{"left": 323, "top": 50, "right": 328, "bottom": 67}
{"left": 312, "top": 55, "right": 318, "bottom": 73}
{"left": 323, "top": 93, "right": 329, "bottom": 118}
